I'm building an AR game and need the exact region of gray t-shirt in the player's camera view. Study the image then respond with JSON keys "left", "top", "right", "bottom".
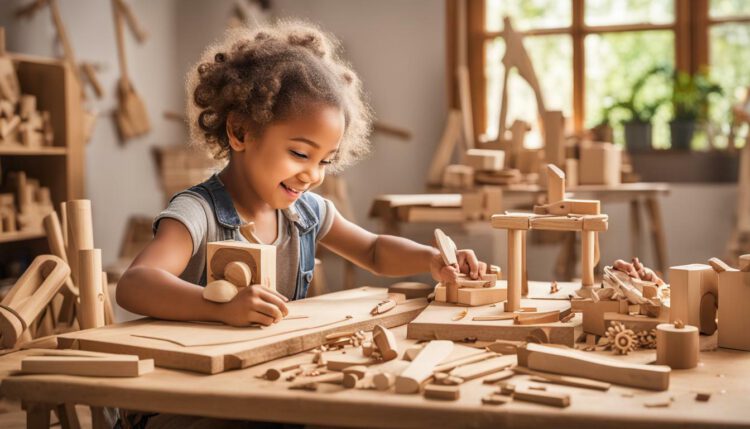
{"left": 154, "top": 193, "right": 336, "bottom": 299}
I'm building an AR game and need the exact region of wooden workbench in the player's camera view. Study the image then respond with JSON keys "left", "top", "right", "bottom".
{"left": 1, "top": 323, "right": 748, "bottom": 428}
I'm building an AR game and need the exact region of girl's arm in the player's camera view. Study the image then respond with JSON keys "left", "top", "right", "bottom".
{"left": 116, "top": 218, "right": 288, "bottom": 326}
{"left": 319, "top": 211, "right": 487, "bottom": 282}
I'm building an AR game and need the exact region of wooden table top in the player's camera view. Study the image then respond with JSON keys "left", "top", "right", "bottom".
{"left": 1, "top": 324, "right": 748, "bottom": 429}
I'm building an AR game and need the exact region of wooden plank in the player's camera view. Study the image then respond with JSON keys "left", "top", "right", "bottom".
{"left": 396, "top": 340, "right": 453, "bottom": 394}
{"left": 58, "top": 287, "right": 428, "bottom": 374}
{"left": 21, "top": 355, "right": 154, "bottom": 377}
{"left": 407, "top": 293, "right": 580, "bottom": 346}
{"left": 517, "top": 343, "right": 670, "bottom": 391}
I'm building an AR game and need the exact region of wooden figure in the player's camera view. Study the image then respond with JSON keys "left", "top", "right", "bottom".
{"left": 579, "top": 142, "right": 622, "bottom": 186}
{"left": 656, "top": 321, "right": 699, "bottom": 369}
{"left": 0, "top": 255, "right": 69, "bottom": 348}
{"left": 395, "top": 340, "right": 453, "bottom": 394}
{"left": 207, "top": 241, "right": 276, "bottom": 290}
{"left": 669, "top": 264, "right": 717, "bottom": 334}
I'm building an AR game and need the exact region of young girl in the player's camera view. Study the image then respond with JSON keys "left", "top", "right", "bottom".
{"left": 117, "top": 21, "right": 488, "bottom": 327}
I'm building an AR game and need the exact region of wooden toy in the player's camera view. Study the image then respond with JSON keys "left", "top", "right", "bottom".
{"left": 395, "top": 340, "right": 453, "bottom": 394}
{"left": 656, "top": 320, "right": 699, "bottom": 369}
{"left": 206, "top": 241, "right": 276, "bottom": 289}
{"left": 669, "top": 264, "right": 717, "bottom": 334}
{"left": 517, "top": 343, "right": 670, "bottom": 391}
{"left": 579, "top": 142, "right": 622, "bottom": 186}
{"left": 717, "top": 266, "right": 750, "bottom": 351}
{"left": 0, "top": 255, "right": 69, "bottom": 348}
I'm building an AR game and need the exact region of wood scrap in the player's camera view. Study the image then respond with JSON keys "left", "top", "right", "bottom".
{"left": 423, "top": 384, "right": 460, "bottom": 401}
{"left": 482, "top": 369, "right": 515, "bottom": 384}
{"left": 512, "top": 388, "right": 570, "bottom": 408}
{"left": 482, "top": 393, "right": 512, "bottom": 405}
{"left": 432, "top": 350, "right": 496, "bottom": 374}
{"left": 512, "top": 366, "right": 611, "bottom": 391}
{"left": 372, "top": 324, "right": 398, "bottom": 361}
{"left": 395, "top": 340, "right": 453, "bottom": 394}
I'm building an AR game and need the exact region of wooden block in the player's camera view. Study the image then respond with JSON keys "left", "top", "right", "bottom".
{"left": 408, "top": 298, "right": 580, "bottom": 346}
{"left": 517, "top": 343, "right": 670, "bottom": 391}
{"left": 372, "top": 324, "right": 398, "bottom": 361}
{"left": 656, "top": 322, "right": 699, "bottom": 369}
{"left": 544, "top": 199, "right": 600, "bottom": 216}
{"left": 565, "top": 158, "right": 578, "bottom": 188}
{"left": 579, "top": 142, "right": 621, "bottom": 186}
{"left": 513, "top": 388, "right": 570, "bottom": 408}
{"left": 21, "top": 355, "right": 154, "bottom": 377}
{"left": 400, "top": 206, "right": 464, "bottom": 222}
{"left": 546, "top": 164, "right": 565, "bottom": 203}
{"left": 582, "top": 215, "right": 609, "bottom": 232}
{"left": 423, "top": 384, "right": 460, "bottom": 400}
{"left": 325, "top": 355, "right": 376, "bottom": 371}
{"left": 464, "top": 149, "right": 505, "bottom": 171}
{"left": 207, "top": 241, "right": 276, "bottom": 290}
{"left": 395, "top": 340, "right": 453, "bottom": 394}
{"left": 542, "top": 111, "right": 565, "bottom": 167}
{"left": 514, "top": 310, "right": 560, "bottom": 325}
{"left": 433, "top": 284, "right": 507, "bottom": 306}
{"left": 491, "top": 213, "right": 532, "bottom": 230}
{"left": 717, "top": 271, "right": 750, "bottom": 351}
{"left": 669, "top": 264, "right": 714, "bottom": 331}
{"left": 581, "top": 297, "right": 629, "bottom": 335}
{"left": 517, "top": 148, "right": 542, "bottom": 174}
{"left": 461, "top": 191, "right": 483, "bottom": 220}
{"left": 604, "top": 311, "right": 668, "bottom": 333}
{"left": 507, "top": 228, "right": 523, "bottom": 311}
{"left": 387, "top": 282, "right": 433, "bottom": 299}
{"left": 442, "top": 164, "right": 474, "bottom": 189}
{"left": 481, "top": 186, "right": 503, "bottom": 219}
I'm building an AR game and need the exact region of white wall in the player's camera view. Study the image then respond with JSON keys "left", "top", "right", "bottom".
{"left": 1, "top": 1, "right": 740, "bottom": 288}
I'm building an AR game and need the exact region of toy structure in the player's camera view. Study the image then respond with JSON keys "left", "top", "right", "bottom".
{"left": 202, "top": 240, "right": 277, "bottom": 303}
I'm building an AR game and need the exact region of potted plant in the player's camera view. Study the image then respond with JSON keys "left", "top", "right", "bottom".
{"left": 670, "top": 69, "right": 722, "bottom": 150}
{"left": 609, "top": 65, "right": 670, "bottom": 152}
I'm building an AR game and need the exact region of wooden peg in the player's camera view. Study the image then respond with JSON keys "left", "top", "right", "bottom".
{"left": 65, "top": 200, "right": 94, "bottom": 286}
{"left": 224, "top": 261, "right": 252, "bottom": 288}
{"left": 656, "top": 322, "right": 699, "bottom": 369}
{"left": 373, "top": 371, "right": 396, "bottom": 391}
{"left": 372, "top": 324, "right": 398, "bottom": 361}
{"left": 78, "top": 249, "right": 105, "bottom": 329}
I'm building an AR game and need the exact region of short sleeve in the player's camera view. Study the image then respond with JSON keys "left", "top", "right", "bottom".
{"left": 153, "top": 193, "right": 208, "bottom": 256}
{"left": 317, "top": 198, "right": 337, "bottom": 240}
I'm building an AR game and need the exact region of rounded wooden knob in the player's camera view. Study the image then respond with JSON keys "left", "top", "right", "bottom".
{"left": 656, "top": 322, "right": 698, "bottom": 369}
{"left": 202, "top": 280, "right": 239, "bottom": 303}
{"left": 224, "top": 261, "right": 252, "bottom": 288}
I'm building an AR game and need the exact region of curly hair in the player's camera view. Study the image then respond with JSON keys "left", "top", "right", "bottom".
{"left": 186, "top": 20, "right": 372, "bottom": 171}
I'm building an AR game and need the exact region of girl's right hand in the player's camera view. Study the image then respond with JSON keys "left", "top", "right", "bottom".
{"left": 220, "top": 284, "right": 289, "bottom": 327}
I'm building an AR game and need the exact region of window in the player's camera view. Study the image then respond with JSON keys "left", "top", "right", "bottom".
{"left": 466, "top": 0, "right": 750, "bottom": 150}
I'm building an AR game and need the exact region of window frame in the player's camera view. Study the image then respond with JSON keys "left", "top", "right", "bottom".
{"left": 452, "top": 0, "right": 750, "bottom": 141}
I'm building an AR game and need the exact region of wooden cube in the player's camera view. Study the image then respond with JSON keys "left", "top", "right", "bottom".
{"left": 579, "top": 143, "right": 621, "bottom": 186}
{"left": 669, "top": 264, "right": 715, "bottom": 330}
{"left": 434, "top": 283, "right": 507, "bottom": 306}
{"left": 717, "top": 271, "right": 750, "bottom": 351}
{"left": 442, "top": 164, "right": 474, "bottom": 189}
{"left": 580, "top": 299, "right": 629, "bottom": 336}
{"left": 207, "top": 241, "right": 276, "bottom": 291}
{"left": 464, "top": 149, "right": 505, "bottom": 171}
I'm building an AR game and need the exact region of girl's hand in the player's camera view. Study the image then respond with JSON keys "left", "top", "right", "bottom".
{"left": 430, "top": 248, "right": 488, "bottom": 284}
{"left": 220, "top": 284, "right": 289, "bottom": 327}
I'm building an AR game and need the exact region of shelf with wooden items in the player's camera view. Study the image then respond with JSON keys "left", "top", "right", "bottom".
{"left": 0, "top": 28, "right": 84, "bottom": 281}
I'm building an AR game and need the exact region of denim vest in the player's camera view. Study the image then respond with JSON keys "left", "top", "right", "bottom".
{"left": 178, "top": 174, "right": 323, "bottom": 301}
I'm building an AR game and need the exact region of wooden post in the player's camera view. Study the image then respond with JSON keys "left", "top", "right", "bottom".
{"left": 78, "top": 249, "right": 105, "bottom": 329}
{"left": 66, "top": 200, "right": 94, "bottom": 285}
{"left": 521, "top": 230, "right": 528, "bottom": 297}
{"left": 581, "top": 230, "right": 595, "bottom": 287}
{"left": 507, "top": 229, "right": 523, "bottom": 311}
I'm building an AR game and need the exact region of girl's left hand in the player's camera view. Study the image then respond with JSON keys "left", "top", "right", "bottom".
{"left": 430, "top": 248, "right": 488, "bottom": 284}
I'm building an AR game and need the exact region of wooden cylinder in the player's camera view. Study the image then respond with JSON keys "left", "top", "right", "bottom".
{"left": 78, "top": 248, "right": 105, "bottom": 329}
{"left": 581, "top": 230, "right": 595, "bottom": 286}
{"left": 66, "top": 200, "right": 94, "bottom": 285}
{"left": 43, "top": 211, "right": 68, "bottom": 263}
{"left": 656, "top": 322, "right": 699, "bottom": 369}
{"left": 60, "top": 201, "right": 68, "bottom": 247}
{"left": 506, "top": 229, "right": 523, "bottom": 311}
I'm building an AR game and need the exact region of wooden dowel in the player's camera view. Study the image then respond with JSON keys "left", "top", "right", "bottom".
{"left": 43, "top": 211, "right": 67, "bottom": 263}
{"left": 66, "top": 200, "right": 93, "bottom": 285}
{"left": 78, "top": 249, "right": 104, "bottom": 329}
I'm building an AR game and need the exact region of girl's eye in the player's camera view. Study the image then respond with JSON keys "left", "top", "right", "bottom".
{"left": 290, "top": 150, "right": 308, "bottom": 159}
{"left": 320, "top": 159, "right": 333, "bottom": 166}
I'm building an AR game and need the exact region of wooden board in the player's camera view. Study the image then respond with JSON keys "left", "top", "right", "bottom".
{"left": 407, "top": 281, "right": 581, "bottom": 346}
{"left": 58, "top": 287, "right": 428, "bottom": 374}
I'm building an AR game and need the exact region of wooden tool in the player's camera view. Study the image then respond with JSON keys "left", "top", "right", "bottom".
{"left": 517, "top": 343, "right": 670, "bottom": 391}
{"left": 112, "top": 0, "right": 150, "bottom": 140}
{"left": 395, "top": 340, "right": 453, "bottom": 394}
{"left": 0, "top": 255, "right": 70, "bottom": 348}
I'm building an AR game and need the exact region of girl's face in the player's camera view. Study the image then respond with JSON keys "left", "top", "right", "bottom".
{"left": 231, "top": 104, "right": 345, "bottom": 209}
